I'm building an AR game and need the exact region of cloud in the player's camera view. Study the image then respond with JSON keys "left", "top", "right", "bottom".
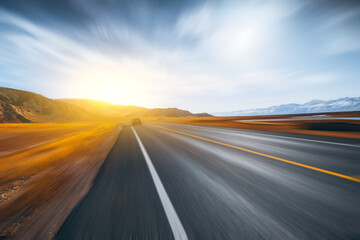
{"left": 287, "top": 0, "right": 360, "bottom": 55}
{"left": 0, "top": 0, "right": 359, "bottom": 112}
{"left": 299, "top": 74, "right": 337, "bottom": 85}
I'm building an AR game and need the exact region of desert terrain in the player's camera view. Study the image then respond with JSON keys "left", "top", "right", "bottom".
{"left": 155, "top": 111, "right": 360, "bottom": 139}
{"left": 0, "top": 123, "right": 121, "bottom": 239}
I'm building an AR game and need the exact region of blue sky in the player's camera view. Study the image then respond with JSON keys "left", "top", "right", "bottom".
{"left": 0, "top": 0, "right": 359, "bottom": 112}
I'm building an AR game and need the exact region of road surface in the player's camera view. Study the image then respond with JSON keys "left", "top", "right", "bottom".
{"left": 55, "top": 122, "right": 360, "bottom": 240}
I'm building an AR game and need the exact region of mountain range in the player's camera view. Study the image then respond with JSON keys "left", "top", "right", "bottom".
{"left": 0, "top": 87, "right": 210, "bottom": 123}
{"left": 214, "top": 97, "right": 360, "bottom": 116}
{"left": 2, "top": 87, "right": 358, "bottom": 122}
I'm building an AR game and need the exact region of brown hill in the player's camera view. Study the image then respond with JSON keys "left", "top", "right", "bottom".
{"left": 0, "top": 87, "right": 211, "bottom": 122}
{"left": 129, "top": 108, "right": 212, "bottom": 117}
{"left": 0, "top": 87, "right": 95, "bottom": 123}
{"left": 61, "top": 99, "right": 212, "bottom": 118}
{"left": 59, "top": 99, "right": 146, "bottom": 118}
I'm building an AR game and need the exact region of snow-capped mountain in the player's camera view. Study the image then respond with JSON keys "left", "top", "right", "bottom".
{"left": 214, "top": 97, "right": 360, "bottom": 116}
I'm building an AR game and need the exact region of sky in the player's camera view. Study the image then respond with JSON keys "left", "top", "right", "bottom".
{"left": 0, "top": 0, "right": 360, "bottom": 113}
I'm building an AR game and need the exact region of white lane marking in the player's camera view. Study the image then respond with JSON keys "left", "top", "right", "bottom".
{"left": 158, "top": 123, "right": 360, "bottom": 148}
{"left": 131, "top": 127, "right": 188, "bottom": 240}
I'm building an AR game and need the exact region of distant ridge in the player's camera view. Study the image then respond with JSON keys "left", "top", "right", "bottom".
{"left": 59, "top": 99, "right": 211, "bottom": 118}
{"left": 58, "top": 99, "right": 146, "bottom": 118}
{"left": 128, "top": 107, "right": 211, "bottom": 117}
{"left": 214, "top": 97, "right": 360, "bottom": 116}
{"left": 0, "top": 87, "right": 211, "bottom": 123}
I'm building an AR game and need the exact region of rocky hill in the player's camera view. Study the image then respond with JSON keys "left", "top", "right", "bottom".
{"left": 0, "top": 87, "right": 95, "bottom": 123}
{"left": 0, "top": 87, "right": 211, "bottom": 122}
{"left": 59, "top": 99, "right": 146, "bottom": 118}
{"left": 128, "top": 107, "right": 211, "bottom": 118}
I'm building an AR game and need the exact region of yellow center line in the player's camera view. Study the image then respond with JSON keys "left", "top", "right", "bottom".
{"left": 352, "top": 176, "right": 360, "bottom": 180}
{"left": 151, "top": 124, "right": 360, "bottom": 183}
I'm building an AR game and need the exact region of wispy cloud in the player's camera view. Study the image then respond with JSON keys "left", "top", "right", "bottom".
{"left": 0, "top": 0, "right": 360, "bottom": 112}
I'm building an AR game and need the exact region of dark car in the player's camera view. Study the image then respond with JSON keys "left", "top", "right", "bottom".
{"left": 132, "top": 118, "right": 142, "bottom": 126}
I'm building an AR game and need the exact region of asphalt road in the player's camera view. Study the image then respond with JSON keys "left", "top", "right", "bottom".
{"left": 55, "top": 122, "right": 360, "bottom": 240}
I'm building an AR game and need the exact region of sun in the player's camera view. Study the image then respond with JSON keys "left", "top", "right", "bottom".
{"left": 68, "top": 59, "right": 151, "bottom": 106}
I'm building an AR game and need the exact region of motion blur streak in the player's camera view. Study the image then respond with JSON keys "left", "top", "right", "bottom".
{"left": 56, "top": 122, "right": 359, "bottom": 239}
{"left": 0, "top": 123, "right": 120, "bottom": 239}
{"left": 151, "top": 124, "right": 360, "bottom": 182}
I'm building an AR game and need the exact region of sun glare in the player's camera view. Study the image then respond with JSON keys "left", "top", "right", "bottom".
{"left": 69, "top": 60, "right": 151, "bottom": 106}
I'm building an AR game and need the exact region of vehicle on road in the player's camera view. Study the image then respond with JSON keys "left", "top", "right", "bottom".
{"left": 132, "top": 118, "right": 142, "bottom": 126}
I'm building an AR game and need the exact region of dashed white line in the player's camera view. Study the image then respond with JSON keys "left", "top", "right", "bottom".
{"left": 131, "top": 127, "right": 188, "bottom": 240}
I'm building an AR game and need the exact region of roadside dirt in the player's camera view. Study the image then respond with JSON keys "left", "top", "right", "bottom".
{"left": 0, "top": 123, "right": 121, "bottom": 240}
{"left": 153, "top": 112, "right": 360, "bottom": 139}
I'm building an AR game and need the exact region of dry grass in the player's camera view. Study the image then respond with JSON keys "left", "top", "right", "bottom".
{"left": 0, "top": 122, "right": 121, "bottom": 239}
{"left": 153, "top": 113, "right": 360, "bottom": 139}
